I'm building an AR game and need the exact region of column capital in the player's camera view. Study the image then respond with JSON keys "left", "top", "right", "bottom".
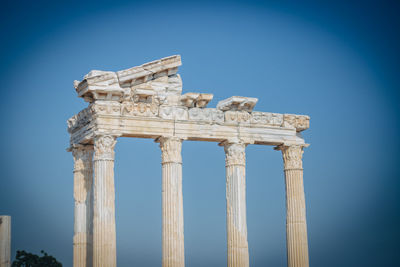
{"left": 275, "top": 144, "right": 309, "bottom": 170}
{"left": 94, "top": 135, "right": 117, "bottom": 161}
{"left": 156, "top": 136, "right": 183, "bottom": 164}
{"left": 71, "top": 145, "right": 94, "bottom": 172}
{"left": 220, "top": 141, "right": 247, "bottom": 167}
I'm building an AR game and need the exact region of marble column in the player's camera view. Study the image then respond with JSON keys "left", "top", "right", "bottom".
{"left": 277, "top": 145, "right": 309, "bottom": 267}
{"left": 93, "top": 135, "right": 117, "bottom": 267}
{"left": 72, "top": 146, "right": 94, "bottom": 267}
{"left": 0, "top": 216, "right": 11, "bottom": 267}
{"left": 222, "top": 141, "right": 249, "bottom": 267}
{"left": 158, "top": 137, "right": 185, "bottom": 267}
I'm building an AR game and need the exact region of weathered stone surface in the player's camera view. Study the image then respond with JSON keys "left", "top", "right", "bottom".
{"left": 0, "top": 216, "right": 11, "bottom": 267}
{"left": 117, "top": 55, "right": 181, "bottom": 85}
{"left": 121, "top": 101, "right": 158, "bottom": 117}
{"left": 68, "top": 55, "right": 311, "bottom": 267}
{"left": 251, "top": 111, "right": 283, "bottom": 126}
{"left": 276, "top": 144, "right": 309, "bottom": 267}
{"left": 180, "top": 93, "right": 213, "bottom": 108}
{"left": 282, "top": 114, "right": 310, "bottom": 132}
{"left": 224, "top": 111, "right": 252, "bottom": 124}
{"left": 73, "top": 55, "right": 181, "bottom": 104}
{"left": 196, "top": 93, "right": 213, "bottom": 108}
{"left": 72, "top": 146, "right": 93, "bottom": 267}
{"left": 68, "top": 107, "right": 92, "bottom": 134}
{"left": 180, "top": 92, "right": 199, "bottom": 108}
{"left": 158, "top": 137, "right": 185, "bottom": 267}
{"left": 217, "top": 96, "right": 258, "bottom": 112}
{"left": 92, "top": 135, "right": 117, "bottom": 267}
{"left": 131, "top": 74, "right": 183, "bottom": 105}
{"left": 188, "top": 108, "right": 224, "bottom": 123}
{"left": 91, "top": 101, "right": 121, "bottom": 116}
{"left": 221, "top": 142, "right": 249, "bottom": 267}
{"left": 67, "top": 56, "right": 309, "bottom": 146}
{"left": 159, "top": 105, "right": 188, "bottom": 120}
{"left": 74, "top": 71, "right": 123, "bottom": 103}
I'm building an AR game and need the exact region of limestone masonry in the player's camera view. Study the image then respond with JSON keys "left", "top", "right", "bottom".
{"left": 0, "top": 216, "right": 11, "bottom": 267}
{"left": 67, "top": 55, "right": 310, "bottom": 267}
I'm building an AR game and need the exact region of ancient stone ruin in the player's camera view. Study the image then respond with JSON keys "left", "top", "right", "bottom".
{"left": 67, "top": 55, "right": 310, "bottom": 267}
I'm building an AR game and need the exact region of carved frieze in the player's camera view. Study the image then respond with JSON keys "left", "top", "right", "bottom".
{"left": 69, "top": 55, "right": 310, "bottom": 147}
{"left": 224, "top": 111, "right": 252, "bottom": 124}
{"left": 251, "top": 112, "right": 283, "bottom": 126}
{"left": 188, "top": 108, "right": 224, "bottom": 123}
{"left": 121, "top": 81, "right": 161, "bottom": 117}
{"left": 159, "top": 106, "right": 188, "bottom": 120}
{"left": 91, "top": 102, "right": 121, "bottom": 116}
{"left": 121, "top": 101, "right": 158, "bottom": 117}
{"left": 94, "top": 135, "right": 117, "bottom": 161}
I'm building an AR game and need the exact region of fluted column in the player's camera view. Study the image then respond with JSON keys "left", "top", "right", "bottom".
{"left": 93, "top": 135, "right": 117, "bottom": 267}
{"left": 158, "top": 137, "right": 185, "bottom": 267}
{"left": 222, "top": 141, "right": 249, "bottom": 267}
{"left": 72, "top": 146, "right": 94, "bottom": 267}
{"left": 277, "top": 144, "right": 309, "bottom": 267}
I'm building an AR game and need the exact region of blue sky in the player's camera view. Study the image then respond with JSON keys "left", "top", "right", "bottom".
{"left": 0, "top": 0, "right": 399, "bottom": 266}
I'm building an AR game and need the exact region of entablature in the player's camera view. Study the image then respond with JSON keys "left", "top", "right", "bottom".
{"left": 68, "top": 55, "right": 310, "bottom": 147}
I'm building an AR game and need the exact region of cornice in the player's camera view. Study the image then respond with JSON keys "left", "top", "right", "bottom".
{"left": 68, "top": 55, "right": 310, "bottom": 147}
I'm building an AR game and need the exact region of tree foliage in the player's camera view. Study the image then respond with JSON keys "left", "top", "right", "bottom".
{"left": 12, "top": 250, "right": 62, "bottom": 267}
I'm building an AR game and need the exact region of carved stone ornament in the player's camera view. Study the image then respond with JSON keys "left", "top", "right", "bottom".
{"left": 91, "top": 102, "right": 121, "bottom": 116}
{"left": 217, "top": 96, "right": 258, "bottom": 112}
{"left": 251, "top": 112, "right": 283, "bottom": 126}
{"left": 278, "top": 145, "right": 305, "bottom": 170}
{"left": 67, "top": 107, "right": 92, "bottom": 133}
{"left": 72, "top": 145, "right": 94, "bottom": 172}
{"left": 121, "top": 101, "right": 158, "bottom": 117}
{"left": 188, "top": 108, "right": 224, "bottom": 123}
{"left": 282, "top": 114, "right": 310, "bottom": 132}
{"left": 69, "top": 55, "right": 311, "bottom": 149}
{"left": 223, "top": 142, "right": 246, "bottom": 166}
{"left": 225, "top": 111, "right": 251, "bottom": 123}
{"left": 94, "top": 135, "right": 117, "bottom": 161}
{"left": 158, "top": 137, "right": 182, "bottom": 164}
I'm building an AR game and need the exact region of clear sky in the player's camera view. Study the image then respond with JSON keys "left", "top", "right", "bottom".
{"left": 1, "top": 0, "right": 399, "bottom": 266}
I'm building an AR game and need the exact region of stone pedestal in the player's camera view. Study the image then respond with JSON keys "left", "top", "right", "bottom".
{"left": 277, "top": 145, "right": 309, "bottom": 267}
{"left": 93, "top": 135, "right": 117, "bottom": 267}
{"left": 158, "top": 137, "right": 185, "bottom": 267}
{"left": 72, "top": 146, "right": 93, "bottom": 267}
{"left": 0, "top": 216, "right": 11, "bottom": 267}
{"left": 222, "top": 142, "right": 249, "bottom": 267}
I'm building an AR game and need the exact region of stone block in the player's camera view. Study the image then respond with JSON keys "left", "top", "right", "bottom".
{"left": 159, "top": 106, "right": 188, "bottom": 120}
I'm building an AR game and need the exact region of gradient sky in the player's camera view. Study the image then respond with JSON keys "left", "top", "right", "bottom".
{"left": 1, "top": 0, "right": 399, "bottom": 266}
